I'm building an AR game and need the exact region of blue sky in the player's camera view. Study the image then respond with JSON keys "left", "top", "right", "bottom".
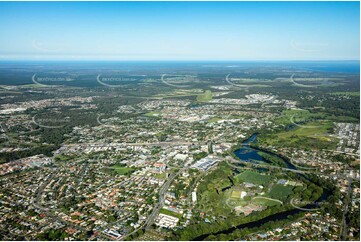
{"left": 0, "top": 1, "right": 359, "bottom": 61}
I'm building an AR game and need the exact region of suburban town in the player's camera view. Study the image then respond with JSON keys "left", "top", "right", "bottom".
{"left": 0, "top": 80, "right": 360, "bottom": 240}
{"left": 0, "top": 1, "right": 360, "bottom": 240}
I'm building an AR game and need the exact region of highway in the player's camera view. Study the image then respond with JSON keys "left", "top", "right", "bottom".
{"left": 62, "top": 141, "right": 198, "bottom": 148}
{"left": 289, "top": 73, "right": 318, "bottom": 88}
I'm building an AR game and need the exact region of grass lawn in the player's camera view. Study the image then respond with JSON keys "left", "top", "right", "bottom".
{"left": 160, "top": 208, "right": 182, "bottom": 219}
{"left": 273, "top": 109, "right": 358, "bottom": 126}
{"left": 207, "top": 117, "right": 223, "bottom": 123}
{"left": 154, "top": 173, "right": 166, "bottom": 179}
{"left": 276, "top": 121, "right": 337, "bottom": 145}
{"left": 267, "top": 184, "right": 294, "bottom": 201}
{"left": 330, "top": 91, "right": 359, "bottom": 97}
{"left": 54, "top": 154, "right": 72, "bottom": 161}
{"left": 197, "top": 90, "right": 213, "bottom": 102}
{"left": 327, "top": 115, "right": 359, "bottom": 122}
{"left": 252, "top": 197, "right": 281, "bottom": 206}
{"left": 231, "top": 189, "right": 242, "bottom": 199}
{"left": 153, "top": 89, "right": 206, "bottom": 99}
{"left": 260, "top": 112, "right": 339, "bottom": 149}
{"left": 235, "top": 171, "right": 272, "bottom": 186}
{"left": 144, "top": 111, "right": 160, "bottom": 117}
{"left": 110, "top": 164, "right": 134, "bottom": 175}
{"left": 273, "top": 109, "right": 326, "bottom": 126}
{"left": 279, "top": 120, "right": 333, "bottom": 137}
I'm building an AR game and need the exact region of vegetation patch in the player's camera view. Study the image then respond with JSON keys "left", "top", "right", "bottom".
{"left": 252, "top": 197, "right": 282, "bottom": 206}
{"left": 267, "top": 184, "right": 294, "bottom": 201}
{"left": 144, "top": 111, "right": 161, "bottom": 117}
{"left": 260, "top": 117, "right": 338, "bottom": 150}
{"left": 154, "top": 173, "right": 166, "bottom": 179}
{"left": 160, "top": 208, "right": 182, "bottom": 219}
{"left": 235, "top": 171, "right": 272, "bottom": 186}
{"left": 231, "top": 189, "right": 242, "bottom": 199}
{"left": 330, "top": 91, "right": 359, "bottom": 97}
{"left": 197, "top": 90, "right": 213, "bottom": 102}
{"left": 109, "top": 164, "right": 134, "bottom": 175}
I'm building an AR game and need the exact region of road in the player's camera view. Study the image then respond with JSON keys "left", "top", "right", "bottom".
{"left": 340, "top": 177, "right": 353, "bottom": 240}
{"left": 252, "top": 196, "right": 283, "bottom": 205}
{"left": 226, "top": 157, "right": 313, "bottom": 175}
{"left": 32, "top": 173, "right": 86, "bottom": 231}
{"left": 119, "top": 167, "right": 187, "bottom": 240}
{"left": 227, "top": 157, "right": 358, "bottom": 181}
{"left": 187, "top": 173, "right": 205, "bottom": 209}
{"left": 325, "top": 149, "right": 360, "bottom": 158}
{"left": 289, "top": 73, "right": 318, "bottom": 88}
{"left": 144, "top": 168, "right": 186, "bottom": 229}
{"left": 62, "top": 141, "right": 199, "bottom": 148}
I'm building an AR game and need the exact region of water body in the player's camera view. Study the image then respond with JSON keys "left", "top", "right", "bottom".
{"left": 192, "top": 134, "right": 328, "bottom": 241}
{"left": 234, "top": 134, "right": 296, "bottom": 170}
{"left": 221, "top": 186, "right": 232, "bottom": 192}
{"left": 233, "top": 135, "right": 270, "bottom": 165}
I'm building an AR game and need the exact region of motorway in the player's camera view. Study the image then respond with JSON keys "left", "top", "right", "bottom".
{"left": 62, "top": 141, "right": 198, "bottom": 148}
{"left": 289, "top": 73, "right": 319, "bottom": 88}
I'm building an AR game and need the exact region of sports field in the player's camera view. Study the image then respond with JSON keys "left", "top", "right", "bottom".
{"left": 267, "top": 184, "right": 294, "bottom": 201}
{"left": 235, "top": 171, "right": 272, "bottom": 186}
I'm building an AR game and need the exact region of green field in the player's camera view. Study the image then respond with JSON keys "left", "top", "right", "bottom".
{"left": 160, "top": 208, "right": 182, "bottom": 219}
{"left": 54, "top": 154, "right": 72, "bottom": 161}
{"left": 270, "top": 121, "right": 337, "bottom": 149}
{"left": 230, "top": 189, "right": 242, "bottom": 198}
{"left": 207, "top": 117, "right": 223, "bottom": 123}
{"left": 278, "top": 121, "right": 334, "bottom": 139}
{"left": 197, "top": 90, "right": 213, "bottom": 102}
{"left": 260, "top": 109, "right": 339, "bottom": 149}
{"left": 109, "top": 164, "right": 134, "bottom": 175}
{"left": 154, "top": 89, "right": 203, "bottom": 98}
{"left": 267, "top": 184, "right": 294, "bottom": 201}
{"left": 154, "top": 173, "right": 166, "bottom": 179}
{"left": 273, "top": 109, "right": 326, "bottom": 126}
{"left": 144, "top": 111, "right": 161, "bottom": 117}
{"left": 252, "top": 197, "right": 282, "bottom": 206}
{"left": 235, "top": 171, "right": 272, "bottom": 186}
{"left": 273, "top": 109, "right": 357, "bottom": 127}
{"left": 330, "top": 91, "right": 359, "bottom": 97}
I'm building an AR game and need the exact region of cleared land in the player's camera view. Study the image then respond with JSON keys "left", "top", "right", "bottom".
{"left": 260, "top": 110, "right": 339, "bottom": 149}
{"left": 197, "top": 90, "right": 213, "bottom": 102}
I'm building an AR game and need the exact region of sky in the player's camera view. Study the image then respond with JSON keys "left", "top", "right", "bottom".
{"left": 0, "top": 1, "right": 359, "bottom": 61}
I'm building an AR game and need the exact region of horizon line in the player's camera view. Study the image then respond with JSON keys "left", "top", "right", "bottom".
{"left": 0, "top": 59, "right": 359, "bottom": 62}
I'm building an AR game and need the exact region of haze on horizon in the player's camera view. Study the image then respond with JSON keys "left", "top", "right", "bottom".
{"left": 0, "top": 1, "right": 359, "bottom": 61}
